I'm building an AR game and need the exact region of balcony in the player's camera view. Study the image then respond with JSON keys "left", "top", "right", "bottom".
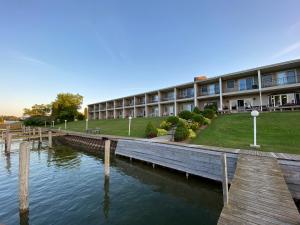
{"left": 148, "top": 96, "right": 159, "bottom": 104}
{"left": 262, "top": 74, "right": 300, "bottom": 88}
{"left": 177, "top": 88, "right": 194, "bottom": 99}
{"left": 224, "top": 81, "right": 258, "bottom": 93}
{"left": 199, "top": 87, "right": 220, "bottom": 96}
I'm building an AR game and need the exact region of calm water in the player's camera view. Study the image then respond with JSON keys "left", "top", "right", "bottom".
{"left": 0, "top": 141, "right": 223, "bottom": 225}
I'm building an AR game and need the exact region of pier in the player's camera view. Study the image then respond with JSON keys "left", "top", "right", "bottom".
{"left": 218, "top": 154, "right": 300, "bottom": 224}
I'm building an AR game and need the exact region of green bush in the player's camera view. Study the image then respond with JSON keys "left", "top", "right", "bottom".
{"left": 166, "top": 116, "right": 179, "bottom": 125}
{"left": 203, "top": 117, "right": 211, "bottom": 125}
{"left": 145, "top": 122, "right": 157, "bottom": 138}
{"left": 192, "top": 114, "right": 204, "bottom": 125}
{"left": 193, "top": 106, "right": 201, "bottom": 114}
{"left": 178, "top": 110, "right": 193, "bottom": 120}
{"left": 187, "top": 121, "right": 200, "bottom": 131}
{"left": 202, "top": 109, "right": 215, "bottom": 119}
{"left": 178, "top": 118, "right": 188, "bottom": 127}
{"left": 160, "top": 120, "right": 172, "bottom": 130}
{"left": 23, "top": 116, "right": 54, "bottom": 126}
{"left": 157, "top": 128, "right": 168, "bottom": 136}
{"left": 204, "top": 103, "right": 218, "bottom": 112}
{"left": 174, "top": 124, "right": 189, "bottom": 141}
{"left": 76, "top": 113, "right": 85, "bottom": 121}
{"left": 188, "top": 129, "right": 197, "bottom": 139}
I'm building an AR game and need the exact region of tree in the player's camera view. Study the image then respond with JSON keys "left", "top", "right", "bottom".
{"left": 23, "top": 104, "right": 51, "bottom": 116}
{"left": 51, "top": 93, "right": 83, "bottom": 121}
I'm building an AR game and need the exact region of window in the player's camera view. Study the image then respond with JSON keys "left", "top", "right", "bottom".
{"left": 227, "top": 80, "right": 234, "bottom": 89}
{"left": 209, "top": 84, "right": 215, "bottom": 95}
{"left": 201, "top": 85, "right": 208, "bottom": 93}
{"left": 239, "top": 79, "right": 246, "bottom": 91}
{"left": 262, "top": 74, "right": 273, "bottom": 87}
{"left": 287, "top": 70, "right": 296, "bottom": 84}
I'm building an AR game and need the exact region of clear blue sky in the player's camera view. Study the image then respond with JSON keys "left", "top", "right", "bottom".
{"left": 1, "top": 0, "right": 300, "bottom": 116}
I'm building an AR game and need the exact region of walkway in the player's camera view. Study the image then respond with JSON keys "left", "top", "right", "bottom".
{"left": 218, "top": 154, "right": 300, "bottom": 225}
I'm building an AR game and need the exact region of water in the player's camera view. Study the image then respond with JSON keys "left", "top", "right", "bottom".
{"left": 0, "top": 141, "right": 223, "bottom": 225}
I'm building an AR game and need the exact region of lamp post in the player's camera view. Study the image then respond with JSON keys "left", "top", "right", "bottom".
{"left": 128, "top": 116, "right": 132, "bottom": 136}
{"left": 86, "top": 118, "right": 89, "bottom": 131}
{"left": 64, "top": 120, "right": 67, "bottom": 130}
{"left": 250, "top": 110, "right": 260, "bottom": 148}
{"left": 52, "top": 121, "right": 55, "bottom": 128}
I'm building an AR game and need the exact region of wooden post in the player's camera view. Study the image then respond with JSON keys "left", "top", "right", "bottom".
{"left": 5, "top": 133, "right": 12, "bottom": 154}
{"left": 33, "top": 128, "right": 36, "bottom": 137}
{"left": 104, "top": 140, "right": 111, "bottom": 177}
{"left": 19, "top": 142, "right": 30, "bottom": 213}
{"left": 38, "top": 128, "right": 42, "bottom": 148}
{"left": 48, "top": 131, "right": 52, "bottom": 148}
{"left": 221, "top": 153, "right": 229, "bottom": 205}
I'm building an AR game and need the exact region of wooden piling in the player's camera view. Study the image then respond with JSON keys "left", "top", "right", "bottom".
{"left": 33, "top": 128, "right": 36, "bottom": 137}
{"left": 48, "top": 131, "right": 52, "bottom": 148}
{"left": 19, "top": 142, "right": 30, "bottom": 213}
{"left": 38, "top": 128, "right": 42, "bottom": 148}
{"left": 221, "top": 153, "right": 228, "bottom": 205}
{"left": 104, "top": 140, "right": 111, "bottom": 177}
{"left": 5, "top": 133, "right": 12, "bottom": 154}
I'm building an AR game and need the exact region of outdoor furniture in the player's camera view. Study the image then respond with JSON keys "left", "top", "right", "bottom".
{"left": 86, "top": 128, "right": 101, "bottom": 134}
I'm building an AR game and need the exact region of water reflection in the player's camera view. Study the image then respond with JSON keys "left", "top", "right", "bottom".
{"left": 103, "top": 176, "right": 110, "bottom": 219}
{"left": 5, "top": 153, "right": 11, "bottom": 174}
{"left": 50, "top": 145, "right": 81, "bottom": 168}
{"left": 19, "top": 210, "right": 29, "bottom": 225}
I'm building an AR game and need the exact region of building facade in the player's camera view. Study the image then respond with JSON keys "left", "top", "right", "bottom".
{"left": 88, "top": 59, "right": 300, "bottom": 120}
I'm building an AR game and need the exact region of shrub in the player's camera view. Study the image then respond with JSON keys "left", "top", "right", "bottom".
{"left": 178, "top": 118, "right": 188, "bottom": 127}
{"left": 188, "top": 129, "right": 197, "bottom": 139}
{"left": 193, "top": 106, "right": 201, "bottom": 114}
{"left": 174, "top": 124, "right": 189, "bottom": 141}
{"left": 23, "top": 116, "right": 54, "bottom": 126}
{"left": 160, "top": 120, "right": 172, "bottom": 130}
{"left": 145, "top": 122, "right": 157, "bottom": 138}
{"left": 157, "top": 128, "right": 168, "bottom": 136}
{"left": 202, "top": 109, "right": 215, "bottom": 119}
{"left": 187, "top": 121, "right": 200, "bottom": 131}
{"left": 178, "top": 110, "right": 193, "bottom": 120}
{"left": 166, "top": 116, "right": 179, "bottom": 125}
{"left": 77, "top": 113, "right": 85, "bottom": 121}
{"left": 204, "top": 103, "right": 218, "bottom": 112}
{"left": 203, "top": 117, "right": 211, "bottom": 125}
{"left": 192, "top": 114, "right": 204, "bottom": 125}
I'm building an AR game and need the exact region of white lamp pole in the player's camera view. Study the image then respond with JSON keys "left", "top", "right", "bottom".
{"left": 52, "top": 121, "right": 55, "bottom": 128}
{"left": 65, "top": 120, "right": 67, "bottom": 130}
{"left": 128, "top": 116, "right": 132, "bottom": 136}
{"left": 250, "top": 110, "right": 260, "bottom": 148}
{"left": 86, "top": 118, "right": 89, "bottom": 131}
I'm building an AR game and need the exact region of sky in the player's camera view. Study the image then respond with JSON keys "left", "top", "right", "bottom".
{"left": 0, "top": 0, "right": 300, "bottom": 116}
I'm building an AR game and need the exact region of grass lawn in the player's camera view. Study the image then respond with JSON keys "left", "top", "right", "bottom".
{"left": 190, "top": 111, "right": 300, "bottom": 154}
{"left": 55, "top": 117, "right": 164, "bottom": 138}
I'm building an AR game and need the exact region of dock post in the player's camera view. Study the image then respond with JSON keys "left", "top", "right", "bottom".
{"left": 221, "top": 153, "right": 229, "bottom": 205}
{"left": 33, "top": 128, "right": 36, "bottom": 137}
{"left": 104, "top": 140, "right": 111, "bottom": 177}
{"left": 48, "top": 131, "right": 52, "bottom": 148}
{"left": 19, "top": 142, "right": 30, "bottom": 213}
{"left": 38, "top": 128, "right": 42, "bottom": 148}
{"left": 5, "top": 132, "right": 12, "bottom": 154}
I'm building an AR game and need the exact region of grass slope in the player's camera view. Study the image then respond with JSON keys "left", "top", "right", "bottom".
{"left": 190, "top": 112, "right": 300, "bottom": 154}
{"left": 56, "top": 117, "right": 164, "bottom": 138}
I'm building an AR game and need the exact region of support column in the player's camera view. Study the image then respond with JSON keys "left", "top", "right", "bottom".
{"left": 113, "top": 101, "right": 116, "bottom": 119}
{"left": 219, "top": 77, "right": 223, "bottom": 111}
{"left": 158, "top": 91, "right": 161, "bottom": 117}
{"left": 105, "top": 102, "right": 108, "bottom": 120}
{"left": 145, "top": 94, "right": 148, "bottom": 118}
{"left": 122, "top": 99, "right": 125, "bottom": 119}
{"left": 258, "top": 70, "right": 263, "bottom": 111}
{"left": 5, "top": 132, "right": 12, "bottom": 154}
{"left": 194, "top": 83, "right": 198, "bottom": 109}
{"left": 133, "top": 96, "right": 137, "bottom": 118}
{"left": 19, "top": 142, "right": 30, "bottom": 213}
{"left": 174, "top": 88, "right": 177, "bottom": 116}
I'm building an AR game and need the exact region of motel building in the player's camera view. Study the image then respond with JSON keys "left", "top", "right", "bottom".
{"left": 88, "top": 59, "right": 300, "bottom": 120}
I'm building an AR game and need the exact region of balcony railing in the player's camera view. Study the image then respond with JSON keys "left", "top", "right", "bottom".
{"left": 148, "top": 98, "right": 159, "bottom": 103}
{"left": 161, "top": 96, "right": 174, "bottom": 101}
{"left": 125, "top": 102, "right": 134, "bottom": 107}
{"left": 199, "top": 88, "right": 220, "bottom": 96}
{"left": 262, "top": 75, "right": 300, "bottom": 88}
{"left": 115, "top": 103, "right": 123, "bottom": 108}
{"left": 177, "top": 93, "right": 194, "bottom": 99}
{"left": 224, "top": 83, "right": 258, "bottom": 93}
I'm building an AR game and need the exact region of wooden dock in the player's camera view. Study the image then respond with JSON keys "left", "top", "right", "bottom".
{"left": 218, "top": 154, "right": 300, "bottom": 225}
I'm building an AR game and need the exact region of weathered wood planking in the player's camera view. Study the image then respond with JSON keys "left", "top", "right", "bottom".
{"left": 218, "top": 154, "right": 300, "bottom": 225}
{"left": 115, "top": 139, "right": 300, "bottom": 200}
{"left": 116, "top": 139, "right": 238, "bottom": 183}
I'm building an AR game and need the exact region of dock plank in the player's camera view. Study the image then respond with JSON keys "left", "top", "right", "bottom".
{"left": 218, "top": 154, "right": 300, "bottom": 225}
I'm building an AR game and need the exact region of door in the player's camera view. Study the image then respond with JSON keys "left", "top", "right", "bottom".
{"left": 296, "top": 93, "right": 300, "bottom": 105}
{"left": 237, "top": 100, "right": 244, "bottom": 110}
